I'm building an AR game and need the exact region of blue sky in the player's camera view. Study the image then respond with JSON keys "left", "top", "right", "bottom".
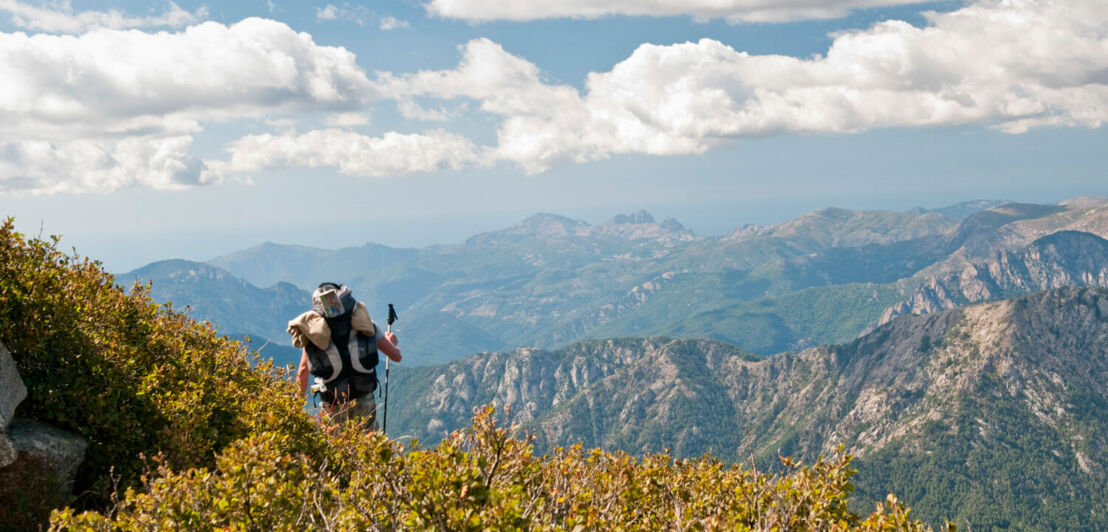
{"left": 0, "top": 0, "right": 1105, "bottom": 271}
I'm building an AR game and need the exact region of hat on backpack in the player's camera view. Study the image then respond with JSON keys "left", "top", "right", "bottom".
{"left": 312, "top": 282, "right": 356, "bottom": 318}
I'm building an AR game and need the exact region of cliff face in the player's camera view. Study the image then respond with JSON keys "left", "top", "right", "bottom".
{"left": 389, "top": 338, "right": 760, "bottom": 457}
{"left": 878, "top": 230, "right": 1108, "bottom": 325}
{"left": 390, "top": 287, "right": 1108, "bottom": 529}
{"left": 396, "top": 287, "right": 1108, "bottom": 456}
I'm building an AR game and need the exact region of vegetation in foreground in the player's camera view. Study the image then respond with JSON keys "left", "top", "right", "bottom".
{"left": 53, "top": 407, "right": 944, "bottom": 531}
{"left": 1, "top": 219, "right": 943, "bottom": 530}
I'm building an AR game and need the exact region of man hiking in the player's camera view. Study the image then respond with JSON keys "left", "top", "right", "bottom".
{"left": 287, "top": 282, "right": 401, "bottom": 429}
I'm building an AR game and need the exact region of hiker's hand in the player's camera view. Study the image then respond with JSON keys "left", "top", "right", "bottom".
{"left": 385, "top": 331, "right": 399, "bottom": 346}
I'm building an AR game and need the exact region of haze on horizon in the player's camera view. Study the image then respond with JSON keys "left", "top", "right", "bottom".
{"left": 0, "top": 0, "right": 1105, "bottom": 271}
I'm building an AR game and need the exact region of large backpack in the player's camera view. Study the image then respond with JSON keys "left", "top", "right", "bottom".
{"left": 304, "top": 283, "right": 379, "bottom": 404}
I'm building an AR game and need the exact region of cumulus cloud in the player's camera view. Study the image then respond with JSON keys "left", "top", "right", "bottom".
{"left": 219, "top": 129, "right": 488, "bottom": 177}
{"left": 324, "top": 112, "right": 371, "bottom": 127}
{"left": 0, "top": 17, "right": 375, "bottom": 135}
{"left": 0, "top": 17, "right": 378, "bottom": 193}
{"left": 5, "top": 0, "right": 1107, "bottom": 193}
{"left": 0, "top": 135, "right": 214, "bottom": 195}
{"left": 425, "top": 0, "right": 931, "bottom": 23}
{"left": 396, "top": 100, "right": 465, "bottom": 122}
{"left": 0, "top": 0, "right": 207, "bottom": 33}
{"left": 393, "top": 0, "right": 1108, "bottom": 173}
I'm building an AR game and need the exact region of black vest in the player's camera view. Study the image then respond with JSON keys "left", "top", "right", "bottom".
{"left": 304, "top": 312, "right": 378, "bottom": 403}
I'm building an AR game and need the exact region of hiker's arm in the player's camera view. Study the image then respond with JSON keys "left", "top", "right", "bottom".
{"left": 297, "top": 349, "right": 310, "bottom": 395}
{"left": 378, "top": 333, "right": 401, "bottom": 363}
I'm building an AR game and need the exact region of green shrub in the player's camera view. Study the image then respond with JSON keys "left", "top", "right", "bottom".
{"left": 53, "top": 407, "right": 945, "bottom": 531}
{"left": 0, "top": 218, "right": 320, "bottom": 508}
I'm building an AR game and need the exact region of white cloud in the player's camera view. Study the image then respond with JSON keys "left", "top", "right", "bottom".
{"left": 315, "top": 3, "right": 371, "bottom": 25}
{"left": 378, "top": 38, "right": 581, "bottom": 117}
{"left": 379, "top": 16, "right": 409, "bottom": 30}
{"left": 0, "top": 0, "right": 207, "bottom": 33}
{"left": 5, "top": 0, "right": 1106, "bottom": 194}
{"left": 316, "top": 4, "right": 338, "bottom": 21}
{"left": 0, "top": 17, "right": 378, "bottom": 193}
{"left": 392, "top": 0, "right": 1108, "bottom": 173}
{"left": 1, "top": 18, "right": 375, "bottom": 134}
{"left": 324, "top": 112, "right": 371, "bottom": 126}
{"left": 219, "top": 129, "right": 487, "bottom": 177}
{"left": 0, "top": 135, "right": 215, "bottom": 195}
{"left": 425, "top": 0, "right": 931, "bottom": 23}
{"left": 396, "top": 100, "right": 465, "bottom": 122}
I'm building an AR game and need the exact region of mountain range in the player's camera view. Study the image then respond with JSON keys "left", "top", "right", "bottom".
{"left": 122, "top": 197, "right": 1108, "bottom": 366}
{"left": 388, "top": 287, "right": 1108, "bottom": 530}
{"left": 114, "top": 196, "right": 1108, "bottom": 529}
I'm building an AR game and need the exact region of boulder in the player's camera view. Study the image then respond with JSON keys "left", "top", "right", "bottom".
{"left": 0, "top": 435, "right": 13, "bottom": 470}
{"left": 0, "top": 341, "right": 27, "bottom": 468}
{"left": 2, "top": 419, "right": 88, "bottom": 499}
{"left": 0, "top": 341, "right": 89, "bottom": 527}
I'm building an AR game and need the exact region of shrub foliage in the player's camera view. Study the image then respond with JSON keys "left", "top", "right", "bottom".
{"left": 54, "top": 407, "right": 943, "bottom": 531}
{"left": 0, "top": 219, "right": 319, "bottom": 506}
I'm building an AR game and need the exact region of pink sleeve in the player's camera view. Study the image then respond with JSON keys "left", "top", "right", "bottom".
{"left": 377, "top": 335, "right": 402, "bottom": 363}
{"left": 297, "top": 349, "right": 310, "bottom": 395}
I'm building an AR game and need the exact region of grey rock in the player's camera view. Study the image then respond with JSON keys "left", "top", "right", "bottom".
{"left": 1, "top": 341, "right": 27, "bottom": 468}
{"left": 3, "top": 419, "right": 88, "bottom": 498}
{"left": 876, "top": 231, "right": 1108, "bottom": 328}
{"left": 0, "top": 434, "right": 14, "bottom": 470}
{"left": 0, "top": 341, "right": 27, "bottom": 432}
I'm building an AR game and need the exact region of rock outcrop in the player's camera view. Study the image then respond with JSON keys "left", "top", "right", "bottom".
{"left": 0, "top": 341, "right": 88, "bottom": 507}
{"left": 1, "top": 342, "right": 27, "bottom": 468}
{"left": 3, "top": 419, "right": 88, "bottom": 498}
{"left": 878, "top": 230, "right": 1108, "bottom": 326}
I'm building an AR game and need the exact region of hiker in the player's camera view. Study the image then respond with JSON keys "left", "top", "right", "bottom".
{"left": 287, "top": 282, "right": 401, "bottom": 429}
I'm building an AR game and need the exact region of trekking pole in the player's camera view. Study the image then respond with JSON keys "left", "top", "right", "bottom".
{"left": 383, "top": 303, "right": 398, "bottom": 433}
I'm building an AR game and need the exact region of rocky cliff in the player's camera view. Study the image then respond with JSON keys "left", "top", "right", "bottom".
{"left": 878, "top": 230, "right": 1108, "bottom": 325}
{"left": 390, "top": 287, "right": 1108, "bottom": 529}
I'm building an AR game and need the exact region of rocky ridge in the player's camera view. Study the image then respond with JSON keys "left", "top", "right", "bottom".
{"left": 877, "top": 230, "right": 1108, "bottom": 326}
{"left": 390, "top": 287, "right": 1108, "bottom": 528}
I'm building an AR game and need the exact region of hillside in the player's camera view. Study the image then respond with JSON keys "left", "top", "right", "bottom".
{"left": 388, "top": 338, "right": 762, "bottom": 457}
{"left": 121, "top": 259, "right": 307, "bottom": 366}
{"left": 877, "top": 230, "right": 1108, "bottom": 325}
{"left": 389, "top": 287, "right": 1108, "bottom": 529}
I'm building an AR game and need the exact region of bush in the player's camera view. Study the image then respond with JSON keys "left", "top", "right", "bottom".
{"left": 53, "top": 407, "right": 945, "bottom": 531}
{"left": 0, "top": 219, "right": 320, "bottom": 508}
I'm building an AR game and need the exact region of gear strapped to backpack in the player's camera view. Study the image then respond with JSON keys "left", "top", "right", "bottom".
{"left": 304, "top": 282, "right": 379, "bottom": 404}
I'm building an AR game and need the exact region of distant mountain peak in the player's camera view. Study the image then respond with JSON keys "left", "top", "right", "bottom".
{"left": 659, "top": 217, "right": 686, "bottom": 232}
{"left": 510, "top": 213, "right": 589, "bottom": 234}
{"left": 607, "top": 210, "right": 655, "bottom": 225}
{"left": 1060, "top": 196, "right": 1108, "bottom": 208}
{"left": 909, "top": 199, "right": 1005, "bottom": 221}
{"left": 462, "top": 213, "right": 590, "bottom": 246}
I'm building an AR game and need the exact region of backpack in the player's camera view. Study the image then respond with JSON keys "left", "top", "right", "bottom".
{"left": 304, "top": 283, "right": 379, "bottom": 404}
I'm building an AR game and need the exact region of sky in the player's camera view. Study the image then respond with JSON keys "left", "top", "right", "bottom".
{"left": 0, "top": 0, "right": 1105, "bottom": 272}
